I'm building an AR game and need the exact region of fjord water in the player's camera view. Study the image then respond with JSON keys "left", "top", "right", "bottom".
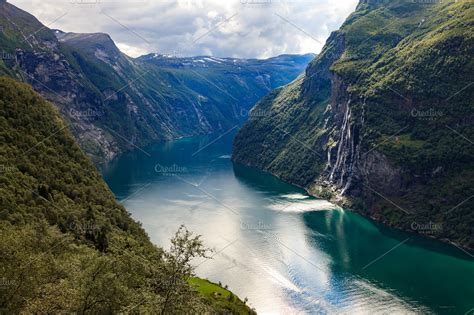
{"left": 102, "top": 133, "right": 474, "bottom": 314}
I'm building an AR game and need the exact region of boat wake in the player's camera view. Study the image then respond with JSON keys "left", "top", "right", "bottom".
{"left": 269, "top": 194, "right": 340, "bottom": 213}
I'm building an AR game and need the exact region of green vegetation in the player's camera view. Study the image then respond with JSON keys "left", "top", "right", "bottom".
{"left": 0, "top": 0, "right": 312, "bottom": 163}
{"left": 0, "top": 77, "right": 253, "bottom": 313}
{"left": 233, "top": 0, "right": 473, "bottom": 249}
{"left": 188, "top": 278, "right": 256, "bottom": 314}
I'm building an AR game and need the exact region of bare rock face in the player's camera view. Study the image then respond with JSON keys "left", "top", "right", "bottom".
{"left": 0, "top": 1, "right": 313, "bottom": 164}
{"left": 302, "top": 31, "right": 345, "bottom": 98}
{"left": 233, "top": 0, "right": 474, "bottom": 249}
{"left": 12, "top": 48, "right": 115, "bottom": 163}
{"left": 359, "top": 151, "right": 402, "bottom": 192}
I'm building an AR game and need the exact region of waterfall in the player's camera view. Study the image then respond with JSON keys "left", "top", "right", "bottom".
{"left": 327, "top": 97, "right": 365, "bottom": 196}
{"left": 329, "top": 100, "right": 351, "bottom": 182}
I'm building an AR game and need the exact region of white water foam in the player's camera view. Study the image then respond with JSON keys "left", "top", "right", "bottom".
{"left": 260, "top": 264, "right": 302, "bottom": 293}
{"left": 270, "top": 198, "right": 340, "bottom": 213}
{"left": 281, "top": 193, "right": 310, "bottom": 200}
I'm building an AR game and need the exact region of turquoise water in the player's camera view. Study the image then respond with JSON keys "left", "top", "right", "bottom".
{"left": 102, "top": 133, "right": 474, "bottom": 314}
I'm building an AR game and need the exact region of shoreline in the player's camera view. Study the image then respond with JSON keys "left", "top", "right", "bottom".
{"left": 232, "top": 159, "right": 474, "bottom": 256}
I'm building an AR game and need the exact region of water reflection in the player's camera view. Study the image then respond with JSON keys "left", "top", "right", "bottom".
{"left": 103, "top": 135, "right": 474, "bottom": 314}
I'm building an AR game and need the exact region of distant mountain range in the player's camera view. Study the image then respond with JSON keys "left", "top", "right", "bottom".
{"left": 0, "top": 0, "right": 313, "bottom": 163}
{"left": 233, "top": 0, "right": 474, "bottom": 249}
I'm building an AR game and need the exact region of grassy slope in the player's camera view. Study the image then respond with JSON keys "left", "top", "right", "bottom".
{"left": 233, "top": 0, "right": 473, "bottom": 248}
{"left": 188, "top": 278, "right": 256, "bottom": 314}
{"left": 0, "top": 77, "right": 250, "bottom": 313}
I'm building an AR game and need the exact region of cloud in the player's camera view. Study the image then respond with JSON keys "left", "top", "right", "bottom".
{"left": 10, "top": 0, "right": 358, "bottom": 58}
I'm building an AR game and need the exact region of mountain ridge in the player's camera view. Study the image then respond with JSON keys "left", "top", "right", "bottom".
{"left": 233, "top": 0, "right": 474, "bottom": 250}
{"left": 0, "top": 1, "right": 312, "bottom": 163}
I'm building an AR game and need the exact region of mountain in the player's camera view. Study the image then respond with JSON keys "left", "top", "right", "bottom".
{"left": 0, "top": 77, "right": 254, "bottom": 313}
{"left": 0, "top": 0, "right": 312, "bottom": 163}
{"left": 233, "top": 0, "right": 473, "bottom": 249}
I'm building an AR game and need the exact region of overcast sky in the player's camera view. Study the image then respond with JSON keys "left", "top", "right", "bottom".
{"left": 10, "top": 0, "right": 358, "bottom": 58}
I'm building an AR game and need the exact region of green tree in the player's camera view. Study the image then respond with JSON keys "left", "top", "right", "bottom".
{"left": 158, "top": 225, "right": 211, "bottom": 314}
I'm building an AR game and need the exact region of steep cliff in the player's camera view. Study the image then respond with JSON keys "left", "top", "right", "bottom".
{"left": 233, "top": 0, "right": 473, "bottom": 249}
{"left": 0, "top": 1, "right": 312, "bottom": 163}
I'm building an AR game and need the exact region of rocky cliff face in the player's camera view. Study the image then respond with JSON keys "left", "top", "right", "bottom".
{"left": 0, "top": 1, "right": 313, "bottom": 163}
{"left": 13, "top": 44, "right": 119, "bottom": 160}
{"left": 233, "top": 0, "right": 474, "bottom": 249}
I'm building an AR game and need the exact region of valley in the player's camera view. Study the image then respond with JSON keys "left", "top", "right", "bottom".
{"left": 1, "top": 0, "right": 473, "bottom": 313}
{"left": 103, "top": 132, "right": 474, "bottom": 314}
{"left": 0, "top": 0, "right": 312, "bottom": 163}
